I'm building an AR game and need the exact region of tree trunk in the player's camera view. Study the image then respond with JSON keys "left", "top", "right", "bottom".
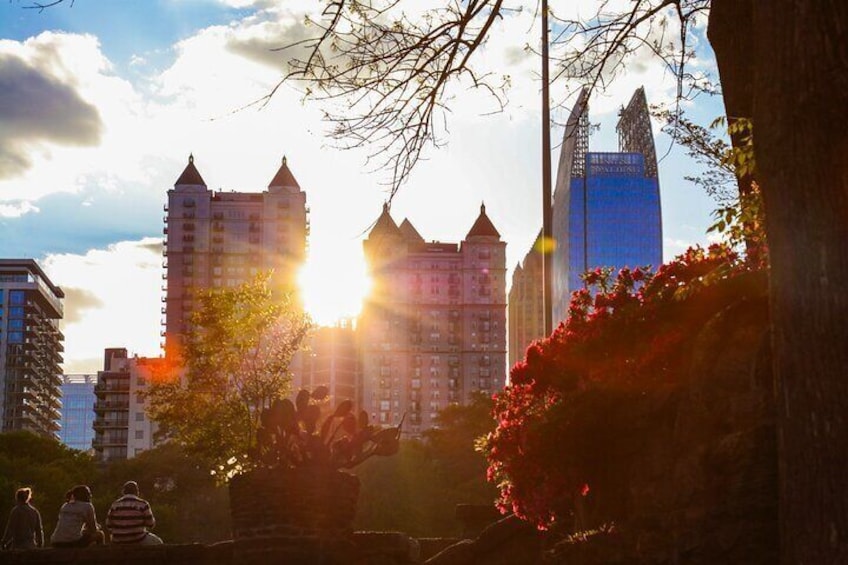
{"left": 707, "top": 0, "right": 760, "bottom": 256}
{"left": 711, "top": 2, "right": 848, "bottom": 563}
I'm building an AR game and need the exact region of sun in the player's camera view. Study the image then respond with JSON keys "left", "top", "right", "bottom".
{"left": 298, "top": 249, "right": 371, "bottom": 327}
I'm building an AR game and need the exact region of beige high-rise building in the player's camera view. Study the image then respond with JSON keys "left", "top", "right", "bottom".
{"left": 359, "top": 204, "right": 506, "bottom": 437}
{"left": 162, "top": 155, "right": 308, "bottom": 354}
{"left": 92, "top": 348, "right": 161, "bottom": 462}
{"left": 507, "top": 235, "right": 545, "bottom": 370}
{"left": 298, "top": 321, "right": 359, "bottom": 408}
{"left": 0, "top": 259, "right": 64, "bottom": 437}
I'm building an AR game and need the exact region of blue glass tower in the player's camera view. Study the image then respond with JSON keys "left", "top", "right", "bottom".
{"left": 551, "top": 88, "right": 663, "bottom": 324}
{"left": 59, "top": 374, "right": 96, "bottom": 452}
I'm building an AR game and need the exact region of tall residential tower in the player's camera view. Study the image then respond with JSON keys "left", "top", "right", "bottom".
{"left": 359, "top": 204, "right": 507, "bottom": 436}
{"left": 0, "top": 259, "right": 64, "bottom": 437}
{"left": 162, "top": 155, "right": 308, "bottom": 353}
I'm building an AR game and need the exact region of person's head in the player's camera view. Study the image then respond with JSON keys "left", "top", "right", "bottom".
{"left": 71, "top": 485, "right": 92, "bottom": 503}
{"left": 64, "top": 489, "right": 74, "bottom": 503}
{"left": 122, "top": 481, "right": 139, "bottom": 496}
{"left": 15, "top": 488, "right": 31, "bottom": 505}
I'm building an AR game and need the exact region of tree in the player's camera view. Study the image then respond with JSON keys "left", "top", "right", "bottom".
{"left": 278, "top": 3, "right": 847, "bottom": 562}
{"left": 355, "top": 394, "right": 497, "bottom": 536}
{"left": 0, "top": 432, "right": 97, "bottom": 538}
{"left": 147, "top": 273, "right": 312, "bottom": 480}
{"left": 90, "top": 444, "right": 230, "bottom": 543}
{"left": 707, "top": 3, "right": 848, "bottom": 562}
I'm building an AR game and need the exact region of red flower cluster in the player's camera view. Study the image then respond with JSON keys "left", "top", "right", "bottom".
{"left": 482, "top": 243, "right": 761, "bottom": 530}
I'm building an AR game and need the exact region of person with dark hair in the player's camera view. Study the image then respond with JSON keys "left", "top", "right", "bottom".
{"left": 50, "top": 485, "right": 104, "bottom": 548}
{"left": 1, "top": 487, "right": 44, "bottom": 550}
{"left": 105, "top": 481, "right": 162, "bottom": 545}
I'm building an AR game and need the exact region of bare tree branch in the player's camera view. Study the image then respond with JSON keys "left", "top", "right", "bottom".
{"left": 266, "top": 0, "right": 713, "bottom": 198}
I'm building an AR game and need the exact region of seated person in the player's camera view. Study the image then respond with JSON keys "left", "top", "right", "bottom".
{"left": 105, "top": 481, "right": 162, "bottom": 545}
{"left": 50, "top": 485, "right": 104, "bottom": 548}
{"left": 1, "top": 487, "right": 44, "bottom": 550}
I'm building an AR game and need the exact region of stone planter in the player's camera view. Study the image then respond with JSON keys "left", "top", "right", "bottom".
{"left": 229, "top": 467, "right": 360, "bottom": 564}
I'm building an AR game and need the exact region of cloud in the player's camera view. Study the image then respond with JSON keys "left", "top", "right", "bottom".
{"left": 0, "top": 52, "right": 102, "bottom": 178}
{"left": 0, "top": 201, "right": 39, "bottom": 218}
{"left": 62, "top": 287, "right": 105, "bottom": 324}
{"left": 42, "top": 238, "right": 165, "bottom": 373}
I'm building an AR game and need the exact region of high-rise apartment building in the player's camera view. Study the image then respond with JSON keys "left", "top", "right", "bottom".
{"left": 59, "top": 374, "right": 96, "bottom": 451}
{"left": 0, "top": 259, "right": 64, "bottom": 437}
{"left": 359, "top": 204, "right": 507, "bottom": 436}
{"left": 507, "top": 233, "right": 545, "bottom": 370}
{"left": 550, "top": 87, "right": 663, "bottom": 323}
{"left": 162, "top": 155, "right": 308, "bottom": 353}
{"left": 92, "top": 348, "right": 160, "bottom": 462}
{"left": 298, "top": 321, "right": 358, "bottom": 407}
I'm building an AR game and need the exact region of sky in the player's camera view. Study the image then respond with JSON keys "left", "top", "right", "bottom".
{"left": 0, "top": 0, "right": 725, "bottom": 374}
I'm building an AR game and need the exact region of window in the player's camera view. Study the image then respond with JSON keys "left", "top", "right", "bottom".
{"left": 135, "top": 430, "right": 144, "bottom": 440}
{"left": 136, "top": 413, "right": 145, "bottom": 422}
{"left": 10, "top": 291, "right": 25, "bottom": 305}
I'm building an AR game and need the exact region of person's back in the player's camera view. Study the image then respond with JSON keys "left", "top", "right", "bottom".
{"left": 50, "top": 501, "right": 94, "bottom": 544}
{"left": 106, "top": 481, "right": 161, "bottom": 545}
{"left": 1, "top": 488, "right": 43, "bottom": 550}
{"left": 50, "top": 485, "right": 103, "bottom": 548}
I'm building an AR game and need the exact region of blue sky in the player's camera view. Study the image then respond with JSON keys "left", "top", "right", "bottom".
{"left": 0, "top": 1, "right": 725, "bottom": 372}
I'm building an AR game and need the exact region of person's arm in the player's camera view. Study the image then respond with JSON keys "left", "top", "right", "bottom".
{"left": 34, "top": 509, "right": 43, "bottom": 548}
{"left": 143, "top": 503, "right": 155, "bottom": 529}
{"left": 105, "top": 503, "right": 114, "bottom": 532}
{"left": 84, "top": 503, "right": 98, "bottom": 533}
{"left": 1, "top": 508, "right": 17, "bottom": 549}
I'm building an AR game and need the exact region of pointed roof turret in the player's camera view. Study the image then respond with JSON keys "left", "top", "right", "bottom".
{"left": 369, "top": 202, "right": 401, "bottom": 238}
{"left": 466, "top": 202, "right": 500, "bottom": 238}
{"left": 175, "top": 154, "right": 206, "bottom": 186}
{"left": 269, "top": 155, "right": 301, "bottom": 189}
{"left": 399, "top": 218, "right": 425, "bottom": 243}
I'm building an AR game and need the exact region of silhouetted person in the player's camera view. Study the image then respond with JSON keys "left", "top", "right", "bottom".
{"left": 50, "top": 485, "right": 104, "bottom": 548}
{"left": 106, "top": 481, "right": 162, "bottom": 545}
{"left": 1, "top": 487, "right": 44, "bottom": 550}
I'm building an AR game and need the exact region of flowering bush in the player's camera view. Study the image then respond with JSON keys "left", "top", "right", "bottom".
{"left": 482, "top": 243, "right": 767, "bottom": 530}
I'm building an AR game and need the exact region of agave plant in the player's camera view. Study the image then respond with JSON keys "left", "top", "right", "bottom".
{"left": 252, "top": 386, "right": 403, "bottom": 470}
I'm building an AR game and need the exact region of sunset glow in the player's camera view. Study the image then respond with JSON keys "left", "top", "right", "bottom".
{"left": 299, "top": 252, "right": 371, "bottom": 327}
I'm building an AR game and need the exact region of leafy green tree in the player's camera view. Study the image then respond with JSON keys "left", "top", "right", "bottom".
{"left": 147, "top": 273, "right": 312, "bottom": 481}
{"left": 0, "top": 432, "right": 97, "bottom": 539}
{"left": 90, "top": 444, "right": 230, "bottom": 543}
{"left": 355, "top": 394, "right": 497, "bottom": 536}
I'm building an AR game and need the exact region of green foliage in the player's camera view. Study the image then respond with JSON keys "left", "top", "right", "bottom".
{"left": 355, "top": 394, "right": 498, "bottom": 536}
{"left": 654, "top": 108, "right": 738, "bottom": 205}
{"left": 253, "top": 386, "right": 403, "bottom": 470}
{"left": 0, "top": 432, "right": 97, "bottom": 538}
{"left": 90, "top": 444, "right": 230, "bottom": 543}
{"left": 147, "top": 272, "right": 312, "bottom": 482}
{"left": 657, "top": 110, "right": 767, "bottom": 267}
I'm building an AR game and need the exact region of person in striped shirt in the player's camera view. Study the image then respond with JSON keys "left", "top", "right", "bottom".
{"left": 105, "top": 481, "right": 162, "bottom": 545}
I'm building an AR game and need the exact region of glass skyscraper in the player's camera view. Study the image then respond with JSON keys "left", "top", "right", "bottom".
{"left": 551, "top": 88, "right": 663, "bottom": 324}
{"left": 59, "top": 374, "right": 96, "bottom": 451}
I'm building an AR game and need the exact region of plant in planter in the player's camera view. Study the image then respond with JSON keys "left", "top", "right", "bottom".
{"left": 229, "top": 386, "right": 403, "bottom": 560}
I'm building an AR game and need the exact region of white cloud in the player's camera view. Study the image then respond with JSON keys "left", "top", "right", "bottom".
{"left": 0, "top": 201, "right": 39, "bottom": 218}
{"left": 42, "top": 238, "right": 164, "bottom": 373}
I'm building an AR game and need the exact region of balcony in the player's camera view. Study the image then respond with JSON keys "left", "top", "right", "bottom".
{"left": 93, "top": 418, "right": 129, "bottom": 430}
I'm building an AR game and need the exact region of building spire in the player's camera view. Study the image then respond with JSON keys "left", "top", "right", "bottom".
{"left": 175, "top": 153, "right": 206, "bottom": 186}
{"left": 268, "top": 155, "right": 300, "bottom": 189}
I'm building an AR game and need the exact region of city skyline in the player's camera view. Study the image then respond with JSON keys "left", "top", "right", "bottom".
{"left": 0, "top": 1, "right": 722, "bottom": 373}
